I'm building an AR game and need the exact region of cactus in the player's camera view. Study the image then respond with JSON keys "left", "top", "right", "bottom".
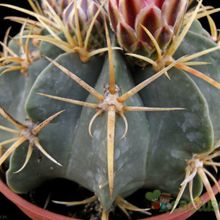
{"left": 0, "top": 0, "right": 220, "bottom": 219}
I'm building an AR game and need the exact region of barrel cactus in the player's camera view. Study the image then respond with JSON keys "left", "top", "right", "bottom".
{"left": 0, "top": 0, "right": 220, "bottom": 219}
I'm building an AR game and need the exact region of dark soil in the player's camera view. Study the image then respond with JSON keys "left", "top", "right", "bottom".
{"left": 22, "top": 178, "right": 152, "bottom": 220}
{"left": 1, "top": 160, "right": 219, "bottom": 220}
{"left": 1, "top": 177, "right": 219, "bottom": 220}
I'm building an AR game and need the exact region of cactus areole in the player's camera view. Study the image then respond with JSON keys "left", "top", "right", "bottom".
{"left": 1, "top": 0, "right": 220, "bottom": 219}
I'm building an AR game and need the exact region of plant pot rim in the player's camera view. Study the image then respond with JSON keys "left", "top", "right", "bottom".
{"left": 0, "top": 179, "right": 219, "bottom": 220}
{"left": 0, "top": 179, "right": 77, "bottom": 220}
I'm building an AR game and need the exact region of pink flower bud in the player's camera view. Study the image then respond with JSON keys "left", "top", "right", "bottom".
{"left": 109, "top": 0, "right": 188, "bottom": 55}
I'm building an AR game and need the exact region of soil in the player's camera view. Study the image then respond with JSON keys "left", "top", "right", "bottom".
{"left": 0, "top": 176, "right": 219, "bottom": 220}
{"left": 22, "top": 179, "right": 152, "bottom": 220}
{"left": 1, "top": 160, "right": 220, "bottom": 220}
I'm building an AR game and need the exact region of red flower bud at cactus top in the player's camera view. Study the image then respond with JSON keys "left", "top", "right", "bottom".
{"left": 62, "top": 0, "right": 104, "bottom": 36}
{"left": 41, "top": 0, "right": 72, "bottom": 17}
{"left": 109, "top": 0, "right": 188, "bottom": 54}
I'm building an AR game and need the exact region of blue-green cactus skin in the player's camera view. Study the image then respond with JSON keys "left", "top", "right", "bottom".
{"left": 0, "top": 20, "right": 220, "bottom": 212}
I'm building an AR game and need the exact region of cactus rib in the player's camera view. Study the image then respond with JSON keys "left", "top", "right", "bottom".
{"left": 0, "top": 107, "right": 63, "bottom": 169}
{"left": 45, "top": 57, "right": 104, "bottom": 100}
{"left": 127, "top": 44, "right": 220, "bottom": 90}
{"left": 40, "top": 51, "right": 184, "bottom": 197}
{"left": 175, "top": 62, "right": 220, "bottom": 89}
{"left": 171, "top": 143, "right": 220, "bottom": 220}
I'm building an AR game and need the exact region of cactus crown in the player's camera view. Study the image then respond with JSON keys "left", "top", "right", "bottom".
{"left": 1, "top": 0, "right": 220, "bottom": 219}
